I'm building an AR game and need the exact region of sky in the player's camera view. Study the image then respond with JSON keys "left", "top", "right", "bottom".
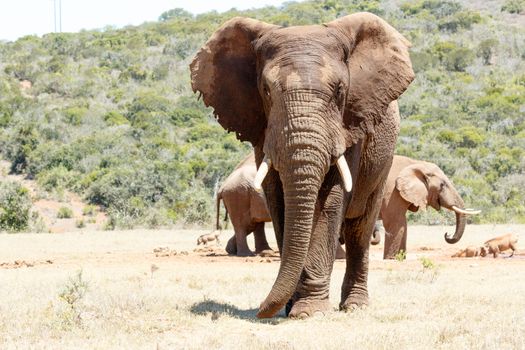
{"left": 0, "top": 0, "right": 287, "bottom": 42}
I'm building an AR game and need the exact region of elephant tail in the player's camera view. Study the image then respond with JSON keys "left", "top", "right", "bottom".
{"left": 216, "top": 192, "right": 222, "bottom": 231}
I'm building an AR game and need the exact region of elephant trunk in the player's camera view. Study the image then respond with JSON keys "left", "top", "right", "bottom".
{"left": 257, "top": 145, "right": 327, "bottom": 318}
{"left": 444, "top": 196, "right": 466, "bottom": 244}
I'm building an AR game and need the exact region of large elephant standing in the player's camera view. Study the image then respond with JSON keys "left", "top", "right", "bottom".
{"left": 191, "top": 13, "right": 415, "bottom": 318}
{"left": 374, "top": 155, "right": 480, "bottom": 259}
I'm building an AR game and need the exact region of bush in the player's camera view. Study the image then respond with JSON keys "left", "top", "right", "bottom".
{"left": 0, "top": 180, "right": 32, "bottom": 232}
{"left": 57, "top": 206, "right": 73, "bottom": 219}
{"left": 501, "top": 0, "right": 524, "bottom": 14}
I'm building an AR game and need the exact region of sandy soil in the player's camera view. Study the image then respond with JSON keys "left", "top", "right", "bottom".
{"left": 1, "top": 225, "right": 524, "bottom": 349}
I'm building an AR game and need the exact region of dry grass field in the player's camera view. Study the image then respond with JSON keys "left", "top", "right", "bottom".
{"left": 1, "top": 224, "right": 524, "bottom": 349}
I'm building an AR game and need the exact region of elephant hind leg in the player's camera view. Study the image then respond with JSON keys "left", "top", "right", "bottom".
{"left": 234, "top": 228, "right": 254, "bottom": 257}
{"left": 253, "top": 222, "right": 272, "bottom": 254}
{"left": 225, "top": 235, "right": 237, "bottom": 255}
{"left": 382, "top": 217, "right": 407, "bottom": 260}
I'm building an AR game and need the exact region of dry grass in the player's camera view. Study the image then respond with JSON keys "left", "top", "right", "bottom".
{"left": 1, "top": 225, "right": 524, "bottom": 349}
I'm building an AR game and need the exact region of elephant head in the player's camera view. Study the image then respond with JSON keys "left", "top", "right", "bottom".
{"left": 190, "top": 13, "right": 414, "bottom": 318}
{"left": 395, "top": 161, "right": 480, "bottom": 245}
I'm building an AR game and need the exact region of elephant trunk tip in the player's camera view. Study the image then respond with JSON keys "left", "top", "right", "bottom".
{"left": 444, "top": 232, "right": 460, "bottom": 244}
{"left": 256, "top": 299, "right": 284, "bottom": 319}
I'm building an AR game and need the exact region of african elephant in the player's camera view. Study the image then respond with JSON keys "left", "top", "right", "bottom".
{"left": 191, "top": 13, "right": 414, "bottom": 318}
{"left": 376, "top": 155, "right": 480, "bottom": 259}
{"left": 219, "top": 152, "right": 346, "bottom": 258}
{"left": 217, "top": 152, "right": 273, "bottom": 256}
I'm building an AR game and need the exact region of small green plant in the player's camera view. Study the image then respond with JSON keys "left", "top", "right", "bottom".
{"left": 82, "top": 205, "right": 96, "bottom": 216}
{"left": 420, "top": 256, "right": 435, "bottom": 270}
{"left": 75, "top": 219, "right": 85, "bottom": 228}
{"left": 58, "top": 270, "right": 89, "bottom": 326}
{"left": 419, "top": 256, "right": 440, "bottom": 283}
{"left": 394, "top": 250, "right": 407, "bottom": 261}
{"left": 57, "top": 206, "right": 73, "bottom": 219}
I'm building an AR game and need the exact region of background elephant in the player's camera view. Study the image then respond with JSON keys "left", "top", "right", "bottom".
{"left": 191, "top": 13, "right": 414, "bottom": 318}
{"left": 375, "top": 155, "right": 480, "bottom": 259}
{"left": 219, "top": 152, "right": 346, "bottom": 258}
{"left": 216, "top": 152, "right": 273, "bottom": 256}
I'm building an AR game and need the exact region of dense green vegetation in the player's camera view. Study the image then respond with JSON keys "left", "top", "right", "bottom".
{"left": 0, "top": 0, "right": 523, "bottom": 228}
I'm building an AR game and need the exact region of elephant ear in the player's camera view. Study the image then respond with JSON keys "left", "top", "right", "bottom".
{"left": 190, "top": 17, "right": 278, "bottom": 146}
{"left": 326, "top": 12, "right": 415, "bottom": 143}
{"left": 395, "top": 164, "right": 429, "bottom": 210}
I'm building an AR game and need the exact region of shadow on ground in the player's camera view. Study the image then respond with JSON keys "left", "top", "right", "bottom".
{"left": 189, "top": 299, "right": 285, "bottom": 324}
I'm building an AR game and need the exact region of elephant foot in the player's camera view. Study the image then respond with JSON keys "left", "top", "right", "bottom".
{"left": 236, "top": 249, "right": 255, "bottom": 257}
{"left": 288, "top": 298, "right": 332, "bottom": 319}
{"left": 339, "top": 294, "right": 368, "bottom": 312}
{"left": 225, "top": 237, "right": 237, "bottom": 255}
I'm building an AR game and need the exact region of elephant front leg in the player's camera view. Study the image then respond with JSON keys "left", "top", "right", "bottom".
{"left": 383, "top": 217, "right": 408, "bottom": 259}
{"left": 340, "top": 215, "right": 374, "bottom": 311}
{"left": 340, "top": 188, "right": 383, "bottom": 311}
{"left": 288, "top": 170, "right": 345, "bottom": 318}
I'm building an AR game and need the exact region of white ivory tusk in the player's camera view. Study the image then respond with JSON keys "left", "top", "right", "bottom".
{"left": 336, "top": 155, "right": 353, "bottom": 192}
{"left": 452, "top": 205, "right": 481, "bottom": 215}
{"left": 254, "top": 156, "right": 271, "bottom": 191}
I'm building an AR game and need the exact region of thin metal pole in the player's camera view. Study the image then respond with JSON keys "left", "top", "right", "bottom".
{"left": 59, "top": 0, "right": 62, "bottom": 32}
{"left": 54, "top": 0, "right": 57, "bottom": 32}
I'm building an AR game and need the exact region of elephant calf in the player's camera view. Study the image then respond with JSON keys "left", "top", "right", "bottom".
{"left": 375, "top": 155, "right": 480, "bottom": 259}
{"left": 481, "top": 233, "right": 518, "bottom": 258}
{"left": 197, "top": 231, "right": 221, "bottom": 246}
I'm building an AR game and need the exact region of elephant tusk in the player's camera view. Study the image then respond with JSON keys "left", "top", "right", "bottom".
{"left": 452, "top": 206, "right": 481, "bottom": 215}
{"left": 254, "top": 155, "right": 271, "bottom": 191}
{"left": 336, "top": 155, "right": 352, "bottom": 192}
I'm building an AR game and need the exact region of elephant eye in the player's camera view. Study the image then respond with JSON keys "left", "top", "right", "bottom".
{"left": 263, "top": 84, "right": 271, "bottom": 98}
{"left": 334, "top": 82, "right": 344, "bottom": 105}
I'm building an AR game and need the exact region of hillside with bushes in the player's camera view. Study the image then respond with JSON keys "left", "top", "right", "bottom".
{"left": 0, "top": 0, "right": 524, "bottom": 231}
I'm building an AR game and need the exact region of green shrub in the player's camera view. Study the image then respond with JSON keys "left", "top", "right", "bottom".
{"left": 57, "top": 206, "right": 73, "bottom": 219}
{"left": 501, "top": 0, "right": 524, "bottom": 13}
{"left": 0, "top": 180, "right": 32, "bottom": 232}
{"left": 82, "top": 205, "right": 96, "bottom": 216}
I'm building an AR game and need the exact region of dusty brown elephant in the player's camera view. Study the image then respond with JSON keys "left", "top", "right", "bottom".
{"left": 375, "top": 155, "right": 480, "bottom": 259}
{"left": 217, "top": 152, "right": 273, "bottom": 256}
{"left": 219, "top": 152, "right": 346, "bottom": 258}
{"left": 191, "top": 13, "right": 414, "bottom": 318}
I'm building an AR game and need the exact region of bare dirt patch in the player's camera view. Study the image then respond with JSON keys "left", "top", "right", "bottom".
{"left": 1, "top": 225, "right": 524, "bottom": 349}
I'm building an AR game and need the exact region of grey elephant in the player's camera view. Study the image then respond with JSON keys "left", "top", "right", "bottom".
{"left": 219, "top": 152, "right": 346, "bottom": 258}
{"left": 191, "top": 13, "right": 415, "bottom": 318}
{"left": 372, "top": 155, "right": 480, "bottom": 259}
{"left": 217, "top": 152, "right": 273, "bottom": 256}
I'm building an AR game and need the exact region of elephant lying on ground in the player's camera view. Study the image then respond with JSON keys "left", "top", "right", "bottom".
{"left": 192, "top": 13, "right": 415, "bottom": 318}
{"left": 372, "top": 155, "right": 480, "bottom": 259}
{"left": 481, "top": 233, "right": 518, "bottom": 258}
{"left": 219, "top": 152, "right": 346, "bottom": 258}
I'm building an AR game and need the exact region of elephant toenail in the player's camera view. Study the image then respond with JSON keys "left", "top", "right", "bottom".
{"left": 298, "top": 312, "right": 309, "bottom": 319}
{"left": 313, "top": 311, "right": 324, "bottom": 317}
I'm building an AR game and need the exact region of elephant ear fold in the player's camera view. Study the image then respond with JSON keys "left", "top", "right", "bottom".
{"left": 395, "top": 164, "right": 428, "bottom": 210}
{"left": 190, "top": 18, "right": 278, "bottom": 146}
{"left": 326, "top": 13, "right": 415, "bottom": 143}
